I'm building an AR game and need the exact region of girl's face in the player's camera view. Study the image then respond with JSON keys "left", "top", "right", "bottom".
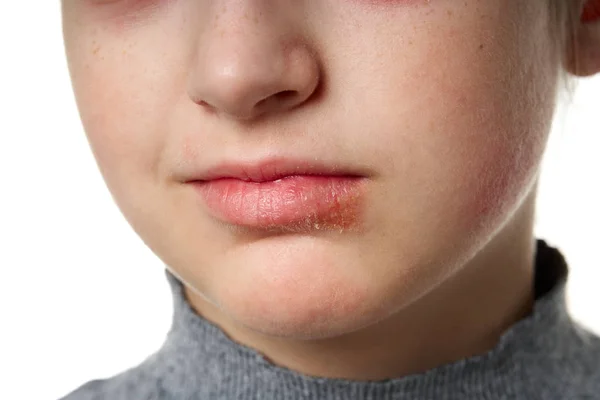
{"left": 62, "top": 1, "right": 559, "bottom": 339}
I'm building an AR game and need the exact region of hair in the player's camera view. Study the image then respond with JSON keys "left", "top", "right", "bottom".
{"left": 551, "top": 0, "right": 582, "bottom": 99}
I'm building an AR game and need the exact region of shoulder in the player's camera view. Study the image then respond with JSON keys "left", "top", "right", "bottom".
{"left": 57, "top": 353, "right": 172, "bottom": 400}
{"left": 542, "top": 321, "right": 600, "bottom": 399}
{"left": 58, "top": 372, "right": 165, "bottom": 400}
{"left": 570, "top": 324, "right": 600, "bottom": 392}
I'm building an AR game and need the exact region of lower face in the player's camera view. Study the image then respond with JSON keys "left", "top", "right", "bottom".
{"left": 62, "top": 0, "right": 558, "bottom": 339}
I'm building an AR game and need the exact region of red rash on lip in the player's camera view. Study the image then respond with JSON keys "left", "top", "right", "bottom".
{"left": 300, "top": 179, "right": 366, "bottom": 233}
{"left": 193, "top": 176, "right": 368, "bottom": 233}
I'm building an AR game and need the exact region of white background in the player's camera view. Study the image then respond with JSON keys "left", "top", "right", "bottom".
{"left": 0, "top": 3, "right": 598, "bottom": 400}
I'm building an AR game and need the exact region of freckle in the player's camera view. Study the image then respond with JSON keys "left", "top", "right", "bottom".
{"left": 92, "top": 45, "right": 101, "bottom": 55}
{"left": 479, "top": 44, "right": 484, "bottom": 50}
{"left": 447, "top": 10, "right": 453, "bottom": 17}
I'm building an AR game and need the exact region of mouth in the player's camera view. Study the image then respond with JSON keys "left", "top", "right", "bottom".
{"left": 188, "top": 157, "right": 369, "bottom": 183}
{"left": 185, "top": 157, "right": 371, "bottom": 231}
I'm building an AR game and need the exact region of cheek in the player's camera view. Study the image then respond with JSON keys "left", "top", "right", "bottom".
{"left": 69, "top": 56, "right": 163, "bottom": 203}
{"left": 65, "top": 24, "right": 179, "bottom": 187}
{"left": 360, "top": 44, "right": 555, "bottom": 239}
{"left": 72, "top": 0, "right": 176, "bottom": 34}
{"left": 80, "top": 0, "right": 169, "bottom": 14}
{"left": 425, "top": 29, "right": 552, "bottom": 229}
{"left": 442, "top": 86, "right": 553, "bottom": 233}
{"left": 458, "top": 135, "right": 540, "bottom": 225}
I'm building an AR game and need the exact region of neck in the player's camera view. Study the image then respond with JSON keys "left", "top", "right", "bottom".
{"left": 184, "top": 186, "right": 538, "bottom": 381}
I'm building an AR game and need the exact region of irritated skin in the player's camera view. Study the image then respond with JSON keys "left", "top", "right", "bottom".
{"left": 62, "top": 0, "right": 560, "bottom": 380}
{"left": 195, "top": 176, "right": 368, "bottom": 233}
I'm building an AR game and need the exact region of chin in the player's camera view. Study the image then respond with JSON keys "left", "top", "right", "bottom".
{"left": 208, "top": 238, "right": 388, "bottom": 340}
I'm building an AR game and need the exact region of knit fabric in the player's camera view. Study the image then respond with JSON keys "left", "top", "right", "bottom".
{"left": 59, "top": 239, "right": 600, "bottom": 399}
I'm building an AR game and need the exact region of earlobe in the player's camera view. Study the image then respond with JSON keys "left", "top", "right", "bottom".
{"left": 565, "top": 0, "right": 600, "bottom": 77}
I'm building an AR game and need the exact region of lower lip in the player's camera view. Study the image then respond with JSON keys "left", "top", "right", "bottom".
{"left": 191, "top": 175, "right": 367, "bottom": 231}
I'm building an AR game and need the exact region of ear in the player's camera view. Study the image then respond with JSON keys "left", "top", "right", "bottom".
{"left": 566, "top": 0, "right": 600, "bottom": 77}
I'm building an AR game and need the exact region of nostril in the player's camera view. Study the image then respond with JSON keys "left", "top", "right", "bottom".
{"left": 275, "top": 90, "right": 298, "bottom": 101}
{"left": 256, "top": 90, "right": 298, "bottom": 109}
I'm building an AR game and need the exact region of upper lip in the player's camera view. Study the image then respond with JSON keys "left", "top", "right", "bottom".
{"left": 186, "top": 156, "right": 370, "bottom": 183}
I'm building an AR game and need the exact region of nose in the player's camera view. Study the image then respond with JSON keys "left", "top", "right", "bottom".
{"left": 187, "top": 5, "right": 321, "bottom": 121}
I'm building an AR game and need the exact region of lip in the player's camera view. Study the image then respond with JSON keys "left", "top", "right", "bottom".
{"left": 186, "top": 157, "right": 370, "bottom": 231}
{"left": 186, "top": 157, "right": 369, "bottom": 183}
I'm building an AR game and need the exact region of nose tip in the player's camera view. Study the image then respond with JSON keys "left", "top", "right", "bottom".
{"left": 188, "top": 38, "right": 321, "bottom": 121}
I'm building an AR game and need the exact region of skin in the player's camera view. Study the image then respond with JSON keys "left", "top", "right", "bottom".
{"left": 61, "top": 0, "right": 600, "bottom": 380}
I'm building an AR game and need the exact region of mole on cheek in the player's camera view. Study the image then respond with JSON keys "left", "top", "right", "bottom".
{"left": 92, "top": 41, "right": 101, "bottom": 56}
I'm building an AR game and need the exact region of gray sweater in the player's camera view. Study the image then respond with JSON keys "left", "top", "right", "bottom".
{"left": 59, "top": 239, "right": 600, "bottom": 399}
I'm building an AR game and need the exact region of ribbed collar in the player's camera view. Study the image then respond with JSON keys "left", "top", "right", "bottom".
{"left": 159, "top": 239, "right": 573, "bottom": 399}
